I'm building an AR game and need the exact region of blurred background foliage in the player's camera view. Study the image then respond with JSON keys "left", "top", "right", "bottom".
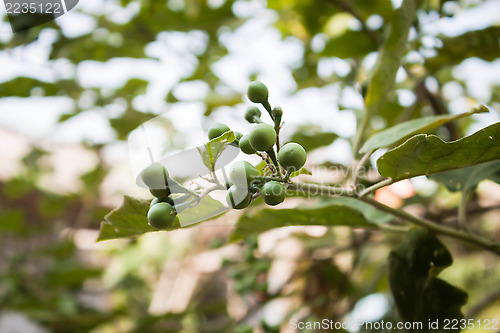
{"left": 0, "top": 0, "right": 499, "bottom": 332}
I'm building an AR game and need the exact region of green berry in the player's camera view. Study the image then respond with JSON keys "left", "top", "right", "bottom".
{"left": 239, "top": 134, "right": 257, "bottom": 155}
{"left": 261, "top": 181, "right": 286, "bottom": 206}
{"left": 247, "top": 81, "right": 268, "bottom": 104}
{"left": 226, "top": 185, "right": 251, "bottom": 209}
{"left": 147, "top": 202, "right": 176, "bottom": 229}
{"left": 272, "top": 106, "right": 283, "bottom": 119}
{"left": 244, "top": 106, "right": 262, "bottom": 123}
{"left": 229, "top": 161, "right": 258, "bottom": 188}
{"left": 278, "top": 142, "right": 307, "bottom": 172}
{"left": 208, "top": 123, "right": 230, "bottom": 140}
{"left": 150, "top": 187, "right": 171, "bottom": 199}
{"left": 249, "top": 123, "right": 276, "bottom": 151}
{"left": 141, "top": 163, "right": 168, "bottom": 189}
{"left": 150, "top": 197, "right": 174, "bottom": 207}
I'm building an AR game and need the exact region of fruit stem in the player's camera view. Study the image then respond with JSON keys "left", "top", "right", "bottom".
{"left": 358, "top": 178, "right": 393, "bottom": 198}
{"left": 266, "top": 149, "right": 282, "bottom": 177}
{"left": 256, "top": 176, "right": 282, "bottom": 182}
{"left": 283, "top": 170, "right": 292, "bottom": 182}
{"left": 262, "top": 101, "right": 273, "bottom": 120}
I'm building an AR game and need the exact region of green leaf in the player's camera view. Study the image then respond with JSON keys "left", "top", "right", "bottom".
{"left": 231, "top": 199, "right": 382, "bottom": 241}
{"left": 98, "top": 195, "right": 227, "bottom": 241}
{"left": 97, "top": 196, "right": 157, "bottom": 241}
{"left": 176, "top": 195, "right": 227, "bottom": 227}
{"left": 322, "top": 29, "right": 377, "bottom": 59}
{"left": 197, "top": 131, "right": 235, "bottom": 172}
{"left": 290, "top": 125, "right": 339, "bottom": 151}
{"left": 289, "top": 167, "right": 312, "bottom": 178}
{"left": 389, "top": 229, "right": 467, "bottom": 331}
{"left": 363, "top": 0, "right": 418, "bottom": 120}
{"left": 321, "top": 197, "right": 394, "bottom": 224}
{"left": 426, "top": 27, "right": 500, "bottom": 72}
{"left": 360, "top": 106, "right": 488, "bottom": 153}
{"left": 377, "top": 122, "right": 500, "bottom": 181}
{"left": 430, "top": 160, "right": 500, "bottom": 192}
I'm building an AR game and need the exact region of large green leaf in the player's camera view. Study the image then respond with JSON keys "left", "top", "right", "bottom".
{"left": 377, "top": 122, "right": 500, "bottom": 181}
{"left": 430, "top": 160, "right": 500, "bottom": 192}
{"left": 97, "top": 196, "right": 157, "bottom": 241}
{"left": 389, "top": 229, "right": 467, "bottom": 331}
{"left": 363, "top": 0, "right": 418, "bottom": 120}
{"left": 360, "top": 106, "right": 488, "bottom": 153}
{"left": 231, "top": 198, "right": 389, "bottom": 241}
{"left": 321, "top": 197, "right": 394, "bottom": 224}
{"left": 97, "top": 195, "right": 227, "bottom": 241}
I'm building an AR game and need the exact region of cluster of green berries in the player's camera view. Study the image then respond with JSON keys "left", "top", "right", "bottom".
{"left": 207, "top": 81, "right": 307, "bottom": 209}
{"left": 141, "top": 163, "right": 178, "bottom": 229}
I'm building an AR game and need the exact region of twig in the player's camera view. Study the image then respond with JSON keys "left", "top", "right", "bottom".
{"left": 458, "top": 189, "right": 471, "bottom": 232}
{"left": 360, "top": 196, "right": 500, "bottom": 255}
{"left": 358, "top": 178, "right": 393, "bottom": 197}
{"left": 353, "top": 149, "right": 374, "bottom": 186}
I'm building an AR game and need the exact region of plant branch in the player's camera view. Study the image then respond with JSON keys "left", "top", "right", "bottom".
{"left": 358, "top": 178, "right": 393, "bottom": 197}
{"left": 287, "top": 181, "right": 356, "bottom": 197}
{"left": 360, "top": 196, "right": 500, "bottom": 255}
{"left": 352, "top": 0, "right": 418, "bottom": 158}
{"left": 353, "top": 149, "right": 374, "bottom": 186}
{"left": 458, "top": 189, "right": 471, "bottom": 232}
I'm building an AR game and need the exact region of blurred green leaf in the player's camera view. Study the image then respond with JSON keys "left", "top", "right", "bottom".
{"left": 363, "top": 0, "right": 418, "bottom": 121}
{"left": 430, "top": 160, "right": 500, "bottom": 192}
{"left": 290, "top": 125, "right": 339, "bottom": 151}
{"left": 377, "top": 122, "right": 500, "bottom": 181}
{"left": 389, "top": 229, "right": 467, "bottom": 331}
{"left": 360, "top": 106, "right": 488, "bottom": 153}
{"left": 321, "top": 196, "right": 394, "bottom": 224}
{"left": 97, "top": 196, "right": 157, "bottom": 241}
{"left": 231, "top": 199, "right": 386, "bottom": 241}
{"left": 323, "top": 29, "right": 377, "bottom": 59}
{"left": 109, "top": 109, "right": 157, "bottom": 140}
{"left": 427, "top": 27, "right": 500, "bottom": 72}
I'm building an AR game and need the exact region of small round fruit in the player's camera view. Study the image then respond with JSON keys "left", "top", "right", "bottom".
{"left": 147, "top": 202, "right": 176, "bottom": 229}
{"left": 229, "top": 161, "right": 258, "bottom": 188}
{"left": 150, "top": 187, "right": 171, "bottom": 199}
{"left": 272, "top": 106, "right": 282, "bottom": 119}
{"left": 244, "top": 106, "right": 262, "bottom": 123}
{"left": 208, "top": 123, "right": 230, "bottom": 140}
{"left": 249, "top": 123, "right": 276, "bottom": 151}
{"left": 261, "top": 181, "right": 286, "bottom": 206}
{"left": 151, "top": 197, "right": 174, "bottom": 207}
{"left": 226, "top": 185, "right": 251, "bottom": 209}
{"left": 277, "top": 142, "right": 307, "bottom": 172}
{"left": 141, "top": 163, "right": 168, "bottom": 188}
{"left": 239, "top": 135, "right": 256, "bottom": 155}
{"left": 247, "top": 81, "right": 268, "bottom": 104}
